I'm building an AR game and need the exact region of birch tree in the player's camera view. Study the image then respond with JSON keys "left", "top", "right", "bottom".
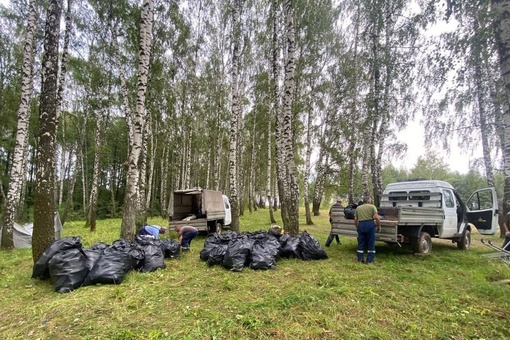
{"left": 275, "top": 0, "right": 299, "bottom": 234}
{"left": 1, "top": 0, "right": 37, "bottom": 250}
{"left": 491, "top": 0, "right": 510, "bottom": 225}
{"left": 32, "top": 0, "right": 63, "bottom": 263}
{"left": 120, "top": 0, "right": 154, "bottom": 240}
{"left": 228, "top": 0, "right": 242, "bottom": 232}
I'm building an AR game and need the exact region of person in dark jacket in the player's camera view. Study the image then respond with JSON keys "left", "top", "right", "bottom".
{"left": 326, "top": 198, "right": 344, "bottom": 247}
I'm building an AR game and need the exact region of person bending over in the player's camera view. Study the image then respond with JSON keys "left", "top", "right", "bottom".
{"left": 138, "top": 224, "right": 166, "bottom": 240}
{"left": 174, "top": 225, "right": 199, "bottom": 251}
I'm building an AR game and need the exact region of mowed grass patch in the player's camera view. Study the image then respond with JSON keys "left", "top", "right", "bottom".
{"left": 0, "top": 208, "right": 509, "bottom": 339}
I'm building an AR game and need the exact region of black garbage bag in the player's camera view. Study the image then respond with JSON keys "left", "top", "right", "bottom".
{"left": 300, "top": 231, "right": 328, "bottom": 261}
{"left": 90, "top": 242, "right": 109, "bottom": 251}
{"left": 278, "top": 233, "right": 303, "bottom": 259}
{"left": 106, "top": 239, "right": 144, "bottom": 270}
{"left": 136, "top": 240, "right": 166, "bottom": 273}
{"left": 48, "top": 248, "right": 89, "bottom": 293}
{"left": 201, "top": 233, "right": 231, "bottom": 261}
{"left": 83, "top": 250, "right": 134, "bottom": 286}
{"left": 110, "top": 239, "right": 133, "bottom": 252}
{"left": 205, "top": 244, "right": 227, "bottom": 266}
{"left": 222, "top": 236, "right": 254, "bottom": 272}
{"left": 344, "top": 204, "right": 357, "bottom": 219}
{"left": 82, "top": 248, "right": 103, "bottom": 271}
{"left": 32, "top": 236, "right": 83, "bottom": 280}
{"left": 160, "top": 239, "right": 181, "bottom": 259}
{"left": 249, "top": 239, "right": 279, "bottom": 270}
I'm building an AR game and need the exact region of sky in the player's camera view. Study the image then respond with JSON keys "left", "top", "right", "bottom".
{"left": 395, "top": 118, "right": 484, "bottom": 174}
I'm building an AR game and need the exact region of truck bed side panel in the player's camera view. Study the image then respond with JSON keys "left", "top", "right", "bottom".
{"left": 169, "top": 218, "right": 208, "bottom": 231}
{"left": 397, "top": 207, "right": 444, "bottom": 225}
{"left": 332, "top": 216, "right": 399, "bottom": 242}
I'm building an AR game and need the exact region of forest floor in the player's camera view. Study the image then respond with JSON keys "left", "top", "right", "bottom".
{"left": 1, "top": 208, "right": 509, "bottom": 339}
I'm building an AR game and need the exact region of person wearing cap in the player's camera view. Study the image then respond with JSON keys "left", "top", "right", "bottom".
{"left": 354, "top": 195, "right": 381, "bottom": 263}
{"left": 174, "top": 225, "right": 199, "bottom": 251}
{"left": 325, "top": 198, "right": 344, "bottom": 247}
{"left": 138, "top": 224, "right": 166, "bottom": 239}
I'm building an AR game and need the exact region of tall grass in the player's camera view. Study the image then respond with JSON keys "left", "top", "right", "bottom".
{"left": 0, "top": 208, "right": 509, "bottom": 339}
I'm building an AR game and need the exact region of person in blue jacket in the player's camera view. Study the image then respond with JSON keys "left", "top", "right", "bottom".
{"left": 138, "top": 224, "right": 166, "bottom": 239}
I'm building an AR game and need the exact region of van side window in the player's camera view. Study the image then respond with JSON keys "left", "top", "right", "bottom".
{"left": 389, "top": 191, "right": 407, "bottom": 201}
{"left": 409, "top": 191, "right": 430, "bottom": 201}
{"left": 443, "top": 189, "right": 455, "bottom": 208}
{"left": 466, "top": 190, "right": 492, "bottom": 210}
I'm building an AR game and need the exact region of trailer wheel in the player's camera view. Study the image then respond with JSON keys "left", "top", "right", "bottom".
{"left": 413, "top": 232, "right": 432, "bottom": 254}
{"left": 457, "top": 229, "right": 471, "bottom": 250}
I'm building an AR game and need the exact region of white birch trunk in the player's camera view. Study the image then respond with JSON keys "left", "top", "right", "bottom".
{"left": 312, "top": 147, "right": 326, "bottom": 214}
{"left": 266, "top": 105, "right": 276, "bottom": 223}
{"left": 490, "top": 1, "right": 510, "bottom": 234}
{"left": 304, "top": 100, "right": 313, "bottom": 225}
{"left": 145, "top": 119, "right": 156, "bottom": 212}
{"left": 184, "top": 129, "right": 192, "bottom": 189}
{"left": 273, "top": 0, "right": 288, "bottom": 225}
{"left": 60, "top": 146, "right": 77, "bottom": 226}
{"left": 58, "top": 146, "right": 65, "bottom": 206}
{"left": 85, "top": 110, "right": 103, "bottom": 232}
{"left": 139, "top": 115, "right": 149, "bottom": 212}
{"left": 228, "top": 0, "right": 242, "bottom": 232}
{"left": 55, "top": 0, "right": 72, "bottom": 208}
{"left": 120, "top": 0, "right": 154, "bottom": 240}
{"left": 281, "top": 0, "right": 299, "bottom": 234}
{"left": 1, "top": 0, "right": 37, "bottom": 250}
{"left": 160, "top": 140, "right": 169, "bottom": 217}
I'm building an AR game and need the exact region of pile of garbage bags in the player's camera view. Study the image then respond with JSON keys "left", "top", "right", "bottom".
{"left": 31, "top": 236, "right": 181, "bottom": 293}
{"left": 200, "top": 230, "right": 328, "bottom": 272}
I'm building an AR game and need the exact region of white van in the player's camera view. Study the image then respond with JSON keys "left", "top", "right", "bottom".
{"left": 169, "top": 189, "right": 232, "bottom": 234}
{"left": 332, "top": 180, "right": 498, "bottom": 254}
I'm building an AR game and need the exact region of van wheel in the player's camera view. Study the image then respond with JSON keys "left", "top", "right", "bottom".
{"left": 457, "top": 229, "right": 471, "bottom": 250}
{"left": 215, "top": 222, "right": 222, "bottom": 235}
{"left": 412, "top": 232, "right": 432, "bottom": 254}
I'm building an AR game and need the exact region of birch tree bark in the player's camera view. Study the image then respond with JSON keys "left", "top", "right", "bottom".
{"left": 474, "top": 17, "right": 495, "bottom": 187}
{"left": 60, "top": 146, "right": 77, "bottom": 226}
{"left": 145, "top": 118, "right": 156, "bottom": 213}
{"left": 228, "top": 0, "right": 241, "bottom": 232}
{"left": 273, "top": 0, "right": 289, "bottom": 226}
{"left": 312, "top": 147, "right": 327, "bottom": 214}
{"left": 491, "top": 0, "right": 510, "bottom": 224}
{"left": 55, "top": 0, "right": 72, "bottom": 209}
{"left": 267, "top": 103, "right": 276, "bottom": 223}
{"left": 120, "top": 0, "right": 154, "bottom": 240}
{"left": 32, "top": 0, "right": 63, "bottom": 263}
{"left": 1, "top": 0, "right": 37, "bottom": 250}
{"left": 304, "top": 97, "right": 313, "bottom": 225}
{"left": 85, "top": 108, "right": 105, "bottom": 232}
{"left": 277, "top": 0, "right": 300, "bottom": 235}
{"left": 139, "top": 115, "right": 149, "bottom": 213}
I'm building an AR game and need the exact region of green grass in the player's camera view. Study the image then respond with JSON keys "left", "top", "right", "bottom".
{"left": 1, "top": 208, "right": 510, "bottom": 339}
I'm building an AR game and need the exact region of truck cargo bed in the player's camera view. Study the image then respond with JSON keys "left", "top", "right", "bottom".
{"left": 331, "top": 206, "right": 444, "bottom": 244}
